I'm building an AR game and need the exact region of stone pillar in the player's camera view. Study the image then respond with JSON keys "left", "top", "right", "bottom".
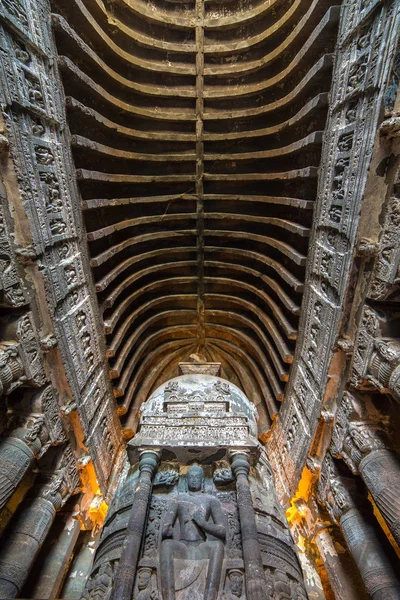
{"left": 318, "top": 455, "right": 400, "bottom": 600}
{"left": 61, "top": 531, "right": 97, "bottom": 599}
{"left": 339, "top": 508, "right": 400, "bottom": 600}
{"left": 110, "top": 450, "right": 159, "bottom": 600}
{"left": 230, "top": 451, "right": 268, "bottom": 600}
{"left": 0, "top": 472, "right": 66, "bottom": 598}
{"left": 29, "top": 516, "right": 80, "bottom": 600}
{"left": 0, "top": 418, "right": 46, "bottom": 511}
{"left": 313, "top": 526, "right": 366, "bottom": 600}
{"left": 339, "top": 421, "right": 400, "bottom": 547}
{"left": 368, "top": 339, "right": 400, "bottom": 401}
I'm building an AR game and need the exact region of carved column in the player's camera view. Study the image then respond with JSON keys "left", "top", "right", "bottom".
{"left": 110, "top": 449, "right": 160, "bottom": 600}
{"left": 342, "top": 422, "right": 400, "bottom": 546}
{"left": 313, "top": 526, "right": 367, "bottom": 600}
{"left": 368, "top": 340, "right": 400, "bottom": 401}
{"left": 0, "top": 343, "right": 24, "bottom": 396}
{"left": 351, "top": 312, "right": 400, "bottom": 402}
{"left": 318, "top": 456, "right": 400, "bottom": 600}
{"left": 0, "top": 418, "right": 46, "bottom": 511}
{"left": 0, "top": 472, "right": 66, "bottom": 598}
{"left": 230, "top": 452, "right": 268, "bottom": 600}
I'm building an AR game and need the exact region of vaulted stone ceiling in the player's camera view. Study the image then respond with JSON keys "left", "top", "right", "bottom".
{"left": 51, "top": 0, "right": 341, "bottom": 432}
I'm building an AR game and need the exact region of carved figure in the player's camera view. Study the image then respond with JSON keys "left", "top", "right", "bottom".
{"left": 83, "top": 563, "right": 114, "bottom": 600}
{"left": 221, "top": 569, "right": 243, "bottom": 599}
{"left": 213, "top": 467, "right": 234, "bottom": 485}
{"left": 135, "top": 567, "right": 158, "bottom": 600}
{"left": 160, "top": 465, "right": 226, "bottom": 600}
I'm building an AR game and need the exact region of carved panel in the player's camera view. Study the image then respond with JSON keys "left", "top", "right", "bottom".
{"left": 0, "top": 0, "right": 122, "bottom": 490}
{"left": 268, "top": 0, "right": 400, "bottom": 502}
{"left": 369, "top": 196, "right": 400, "bottom": 300}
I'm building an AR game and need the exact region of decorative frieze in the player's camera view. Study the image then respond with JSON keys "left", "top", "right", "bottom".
{"left": 268, "top": 0, "right": 400, "bottom": 502}
{"left": 129, "top": 376, "right": 259, "bottom": 464}
{"left": 369, "top": 195, "right": 400, "bottom": 300}
{"left": 0, "top": 0, "right": 122, "bottom": 491}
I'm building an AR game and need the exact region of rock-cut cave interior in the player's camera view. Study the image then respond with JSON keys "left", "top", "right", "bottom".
{"left": 0, "top": 0, "right": 399, "bottom": 598}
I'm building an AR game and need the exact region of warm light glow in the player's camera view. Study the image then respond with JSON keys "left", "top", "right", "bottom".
{"left": 286, "top": 465, "right": 313, "bottom": 526}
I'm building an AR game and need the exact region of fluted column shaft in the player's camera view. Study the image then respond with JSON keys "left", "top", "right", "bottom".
{"left": 359, "top": 448, "right": 400, "bottom": 546}
{"left": 230, "top": 452, "right": 267, "bottom": 600}
{"left": 110, "top": 450, "right": 160, "bottom": 600}
{"left": 339, "top": 507, "right": 400, "bottom": 600}
{"left": 318, "top": 456, "right": 400, "bottom": 600}
{"left": 314, "top": 527, "right": 366, "bottom": 600}
{"left": 0, "top": 436, "right": 35, "bottom": 511}
{"left": 340, "top": 420, "right": 400, "bottom": 547}
{"left": 0, "top": 478, "right": 63, "bottom": 598}
{"left": 0, "top": 422, "right": 44, "bottom": 511}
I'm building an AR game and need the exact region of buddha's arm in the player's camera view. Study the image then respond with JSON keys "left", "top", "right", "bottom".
{"left": 161, "top": 499, "right": 178, "bottom": 539}
{"left": 193, "top": 499, "right": 226, "bottom": 541}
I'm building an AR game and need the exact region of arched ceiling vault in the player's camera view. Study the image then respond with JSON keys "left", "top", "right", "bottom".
{"left": 51, "top": 0, "right": 342, "bottom": 432}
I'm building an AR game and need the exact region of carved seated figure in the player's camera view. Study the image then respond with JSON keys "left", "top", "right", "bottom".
{"left": 160, "top": 465, "right": 226, "bottom": 600}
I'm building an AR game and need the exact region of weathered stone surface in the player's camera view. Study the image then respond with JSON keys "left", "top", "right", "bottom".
{"left": 84, "top": 375, "right": 307, "bottom": 600}
{"left": 0, "top": 1, "right": 400, "bottom": 598}
{"left": 317, "top": 454, "right": 400, "bottom": 600}
{"left": 268, "top": 0, "right": 400, "bottom": 503}
{"left": 128, "top": 375, "right": 259, "bottom": 464}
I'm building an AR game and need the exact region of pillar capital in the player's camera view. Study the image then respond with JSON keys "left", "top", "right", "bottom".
{"left": 37, "top": 471, "right": 67, "bottom": 510}
{"left": 138, "top": 449, "right": 161, "bottom": 475}
{"left": 331, "top": 391, "right": 388, "bottom": 474}
{"left": 350, "top": 304, "right": 400, "bottom": 402}
{"left": 229, "top": 451, "right": 250, "bottom": 477}
{"left": 317, "top": 454, "right": 357, "bottom": 524}
{"left": 342, "top": 421, "right": 387, "bottom": 473}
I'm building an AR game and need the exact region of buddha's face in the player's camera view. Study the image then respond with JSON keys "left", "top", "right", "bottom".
{"left": 187, "top": 467, "right": 204, "bottom": 491}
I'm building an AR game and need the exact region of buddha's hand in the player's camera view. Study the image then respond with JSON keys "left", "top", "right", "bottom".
{"left": 192, "top": 510, "right": 206, "bottom": 528}
{"left": 161, "top": 523, "right": 174, "bottom": 539}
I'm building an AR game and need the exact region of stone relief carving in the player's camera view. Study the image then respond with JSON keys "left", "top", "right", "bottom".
{"left": 82, "top": 562, "right": 116, "bottom": 600}
{"left": 0, "top": 0, "right": 122, "bottom": 492}
{"left": 0, "top": 203, "right": 27, "bottom": 308}
{"left": 130, "top": 377, "right": 258, "bottom": 464}
{"left": 83, "top": 372, "right": 307, "bottom": 598}
{"left": 267, "top": 0, "right": 400, "bottom": 503}
{"left": 317, "top": 454, "right": 356, "bottom": 525}
{"left": 349, "top": 304, "right": 400, "bottom": 402}
{"left": 160, "top": 465, "right": 226, "bottom": 600}
{"left": 368, "top": 197, "right": 400, "bottom": 300}
{"left": 136, "top": 567, "right": 159, "bottom": 600}
{"left": 213, "top": 467, "right": 235, "bottom": 486}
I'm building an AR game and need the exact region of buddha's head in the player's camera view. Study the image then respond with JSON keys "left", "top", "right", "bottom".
{"left": 187, "top": 464, "right": 204, "bottom": 492}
